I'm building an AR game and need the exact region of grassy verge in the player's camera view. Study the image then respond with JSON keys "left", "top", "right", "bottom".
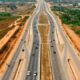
{"left": 51, "top": 5, "right": 80, "bottom": 36}
{"left": 18, "top": 16, "right": 29, "bottom": 27}
{"left": 39, "top": 12, "right": 48, "bottom": 24}
{"left": 0, "top": 12, "right": 20, "bottom": 29}
{"left": 15, "top": 4, "right": 36, "bottom": 15}
{"left": 0, "top": 12, "right": 21, "bottom": 39}
{"left": 0, "top": 26, "right": 14, "bottom": 39}
{"left": 38, "top": 12, "right": 52, "bottom": 80}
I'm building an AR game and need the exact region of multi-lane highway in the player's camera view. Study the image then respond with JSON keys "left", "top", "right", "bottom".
{"left": 43, "top": 1, "right": 66, "bottom": 80}
{"left": 2, "top": 2, "right": 41, "bottom": 80}
{"left": 26, "top": 0, "right": 80, "bottom": 80}
{"left": 2, "top": 0, "right": 80, "bottom": 80}
{"left": 44, "top": 1, "right": 80, "bottom": 79}
{"left": 44, "top": 0, "right": 80, "bottom": 72}
{"left": 26, "top": 6, "right": 40, "bottom": 80}
{"left": 26, "top": 0, "right": 66, "bottom": 80}
{"left": 25, "top": 1, "right": 45, "bottom": 80}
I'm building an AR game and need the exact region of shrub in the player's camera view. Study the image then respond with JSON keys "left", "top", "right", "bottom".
{"left": 0, "top": 12, "right": 11, "bottom": 17}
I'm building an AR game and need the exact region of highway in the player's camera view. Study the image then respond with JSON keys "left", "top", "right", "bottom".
{"left": 44, "top": 1, "right": 80, "bottom": 79}
{"left": 44, "top": 1, "right": 80, "bottom": 72}
{"left": 26, "top": 0, "right": 67, "bottom": 80}
{"left": 2, "top": 2, "right": 41, "bottom": 80}
{"left": 25, "top": 1, "right": 43, "bottom": 80}
{"left": 26, "top": 7, "right": 40, "bottom": 80}
{"left": 43, "top": 1, "right": 66, "bottom": 80}
{"left": 48, "top": 16, "right": 66, "bottom": 80}
{"left": 2, "top": 0, "right": 80, "bottom": 80}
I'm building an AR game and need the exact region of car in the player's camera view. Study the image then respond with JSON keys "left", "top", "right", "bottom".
{"left": 50, "top": 41, "right": 52, "bottom": 43}
{"left": 51, "top": 45, "right": 54, "bottom": 47}
{"left": 33, "top": 72, "right": 37, "bottom": 76}
{"left": 53, "top": 51, "right": 56, "bottom": 54}
{"left": 53, "top": 39, "right": 55, "bottom": 41}
{"left": 68, "top": 58, "right": 70, "bottom": 62}
{"left": 32, "top": 53, "right": 35, "bottom": 56}
{"left": 21, "top": 39, "right": 23, "bottom": 41}
{"left": 52, "top": 32, "right": 54, "bottom": 33}
{"left": 35, "top": 46, "right": 38, "bottom": 49}
{"left": 27, "top": 71, "right": 31, "bottom": 76}
{"left": 22, "top": 49, "right": 24, "bottom": 52}
{"left": 6, "top": 63, "right": 10, "bottom": 67}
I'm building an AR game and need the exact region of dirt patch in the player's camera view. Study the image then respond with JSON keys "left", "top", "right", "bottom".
{"left": 0, "top": 16, "right": 28, "bottom": 68}
{"left": 0, "top": 17, "right": 20, "bottom": 39}
{"left": 38, "top": 25, "right": 52, "bottom": 80}
{"left": 15, "top": 4, "right": 35, "bottom": 15}
{"left": 0, "top": 17, "right": 19, "bottom": 30}
{"left": 63, "top": 24, "right": 80, "bottom": 53}
{"left": 38, "top": 12, "right": 52, "bottom": 80}
{"left": 39, "top": 12, "right": 48, "bottom": 24}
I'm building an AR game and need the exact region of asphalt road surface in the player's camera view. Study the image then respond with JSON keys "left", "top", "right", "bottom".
{"left": 26, "top": 0, "right": 67, "bottom": 80}
{"left": 43, "top": 1, "right": 66, "bottom": 80}
{"left": 2, "top": 2, "right": 40, "bottom": 80}
{"left": 44, "top": 1, "right": 80, "bottom": 72}
{"left": 2, "top": 1, "right": 80, "bottom": 80}
{"left": 25, "top": 1, "right": 41, "bottom": 80}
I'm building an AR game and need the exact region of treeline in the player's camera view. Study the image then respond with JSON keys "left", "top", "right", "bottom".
{"left": 51, "top": 6, "right": 80, "bottom": 27}
{"left": 0, "top": 12, "right": 20, "bottom": 21}
{"left": 0, "top": 12, "right": 11, "bottom": 17}
{"left": 0, "top": 0, "right": 35, "bottom": 2}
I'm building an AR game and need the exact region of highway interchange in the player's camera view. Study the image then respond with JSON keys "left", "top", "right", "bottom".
{"left": 2, "top": 0, "right": 80, "bottom": 80}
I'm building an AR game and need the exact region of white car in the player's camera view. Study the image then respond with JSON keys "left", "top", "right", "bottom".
{"left": 27, "top": 71, "right": 31, "bottom": 76}
{"left": 34, "top": 72, "right": 37, "bottom": 76}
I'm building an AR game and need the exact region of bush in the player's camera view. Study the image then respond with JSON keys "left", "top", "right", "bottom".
{"left": 59, "top": 9, "right": 80, "bottom": 27}
{"left": 75, "top": 30, "right": 80, "bottom": 34}
{"left": 7, "top": 5, "right": 17, "bottom": 10}
{"left": 51, "top": 6, "right": 65, "bottom": 12}
{"left": 0, "top": 12, "right": 11, "bottom": 17}
{"left": 0, "top": 16, "right": 21, "bottom": 21}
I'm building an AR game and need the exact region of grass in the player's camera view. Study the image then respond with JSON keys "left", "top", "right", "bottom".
{"left": 51, "top": 5, "right": 80, "bottom": 36}
{"left": 60, "top": 11, "right": 80, "bottom": 27}
{"left": 75, "top": 30, "right": 80, "bottom": 35}
{"left": 0, "top": 12, "right": 11, "bottom": 17}
{"left": 0, "top": 16, "right": 20, "bottom": 29}
{"left": 0, "top": 25, "right": 15, "bottom": 39}
{"left": 0, "top": 16, "right": 20, "bottom": 21}
{"left": 0, "top": 12, "right": 21, "bottom": 39}
{"left": 15, "top": 4, "right": 35, "bottom": 15}
{"left": 51, "top": 6, "right": 80, "bottom": 27}
{"left": 0, "top": 28, "right": 11, "bottom": 39}
{"left": 18, "top": 16, "right": 29, "bottom": 26}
